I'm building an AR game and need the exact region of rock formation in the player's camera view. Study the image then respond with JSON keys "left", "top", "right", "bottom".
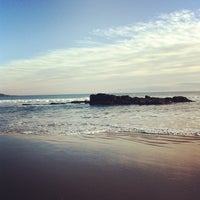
{"left": 21, "top": 94, "right": 193, "bottom": 106}
{"left": 89, "top": 93, "right": 192, "bottom": 106}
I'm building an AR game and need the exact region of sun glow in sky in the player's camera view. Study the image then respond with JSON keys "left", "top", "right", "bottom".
{"left": 1, "top": 0, "right": 200, "bottom": 95}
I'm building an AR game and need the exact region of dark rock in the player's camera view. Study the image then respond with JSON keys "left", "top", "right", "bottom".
{"left": 172, "top": 96, "right": 192, "bottom": 103}
{"left": 90, "top": 93, "right": 116, "bottom": 105}
{"left": 50, "top": 102, "right": 66, "bottom": 105}
{"left": 90, "top": 93, "right": 134, "bottom": 105}
{"left": 71, "top": 100, "right": 89, "bottom": 104}
{"left": 89, "top": 93, "right": 193, "bottom": 106}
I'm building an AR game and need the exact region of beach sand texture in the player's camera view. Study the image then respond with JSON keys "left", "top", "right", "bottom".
{"left": 1, "top": 134, "right": 200, "bottom": 200}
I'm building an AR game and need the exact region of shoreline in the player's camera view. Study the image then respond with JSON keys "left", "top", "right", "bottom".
{"left": 1, "top": 133, "right": 200, "bottom": 200}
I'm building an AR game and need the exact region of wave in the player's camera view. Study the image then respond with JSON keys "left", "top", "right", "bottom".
{"left": 0, "top": 97, "right": 89, "bottom": 107}
{"left": 2, "top": 126, "right": 199, "bottom": 137}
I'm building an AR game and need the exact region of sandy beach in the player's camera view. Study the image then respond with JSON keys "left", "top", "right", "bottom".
{"left": 1, "top": 133, "right": 200, "bottom": 200}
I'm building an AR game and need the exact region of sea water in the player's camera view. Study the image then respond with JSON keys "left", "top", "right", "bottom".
{"left": 0, "top": 92, "right": 200, "bottom": 136}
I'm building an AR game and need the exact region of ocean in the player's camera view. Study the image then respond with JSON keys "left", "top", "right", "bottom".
{"left": 0, "top": 91, "right": 200, "bottom": 137}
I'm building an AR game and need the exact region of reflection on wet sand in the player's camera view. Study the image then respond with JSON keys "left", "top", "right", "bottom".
{"left": 1, "top": 133, "right": 200, "bottom": 200}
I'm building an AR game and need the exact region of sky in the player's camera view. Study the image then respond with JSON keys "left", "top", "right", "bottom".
{"left": 0, "top": 0, "right": 200, "bottom": 95}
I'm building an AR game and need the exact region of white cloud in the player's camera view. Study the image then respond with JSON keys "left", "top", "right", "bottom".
{"left": 1, "top": 9, "right": 200, "bottom": 94}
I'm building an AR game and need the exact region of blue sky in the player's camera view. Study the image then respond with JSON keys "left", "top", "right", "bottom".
{"left": 1, "top": 0, "right": 200, "bottom": 94}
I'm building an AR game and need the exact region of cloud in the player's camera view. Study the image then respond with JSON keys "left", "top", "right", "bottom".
{"left": 92, "top": 10, "right": 200, "bottom": 40}
{"left": 1, "top": 9, "right": 200, "bottom": 94}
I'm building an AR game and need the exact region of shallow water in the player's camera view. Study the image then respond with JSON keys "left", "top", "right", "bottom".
{"left": 0, "top": 91, "right": 200, "bottom": 136}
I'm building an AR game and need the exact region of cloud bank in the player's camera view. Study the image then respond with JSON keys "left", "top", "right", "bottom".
{"left": 1, "top": 9, "right": 200, "bottom": 94}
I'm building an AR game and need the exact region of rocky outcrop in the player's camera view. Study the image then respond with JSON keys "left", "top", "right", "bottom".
{"left": 21, "top": 94, "right": 193, "bottom": 106}
{"left": 0, "top": 93, "right": 9, "bottom": 97}
{"left": 89, "top": 93, "right": 193, "bottom": 106}
{"left": 71, "top": 100, "right": 89, "bottom": 104}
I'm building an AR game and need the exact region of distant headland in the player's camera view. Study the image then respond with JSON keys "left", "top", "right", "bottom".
{"left": 0, "top": 93, "right": 9, "bottom": 97}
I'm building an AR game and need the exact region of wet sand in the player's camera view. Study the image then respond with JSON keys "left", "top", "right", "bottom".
{"left": 1, "top": 133, "right": 200, "bottom": 200}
